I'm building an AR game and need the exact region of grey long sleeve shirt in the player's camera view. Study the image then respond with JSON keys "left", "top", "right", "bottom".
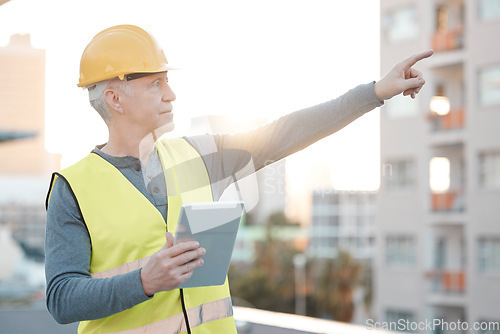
{"left": 45, "top": 82, "right": 382, "bottom": 324}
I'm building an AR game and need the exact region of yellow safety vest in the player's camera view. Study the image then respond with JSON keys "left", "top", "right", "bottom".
{"left": 46, "top": 137, "right": 237, "bottom": 334}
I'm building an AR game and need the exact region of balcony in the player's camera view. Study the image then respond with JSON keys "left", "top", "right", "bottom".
{"left": 427, "top": 305, "right": 467, "bottom": 334}
{"left": 432, "top": 1, "right": 465, "bottom": 53}
{"left": 431, "top": 190, "right": 465, "bottom": 213}
{"left": 428, "top": 108, "right": 465, "bottom": 132}
{"left": 428, "top": 79, "right": 465, "bottom": 146}
{"left": 425, "top": 270, "right": 466, "bottom": 306}
{"left": 432, "top": 26, "right": 464, "bottom": 53}
{"left": 429, "top": 270, "right": 465, "bottom": 293}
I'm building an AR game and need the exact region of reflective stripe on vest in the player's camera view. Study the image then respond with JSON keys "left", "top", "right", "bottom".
{"left": 92, "top": 297, "right": 232, "bottom": 334}
{"left": 90, "top": 255, "right": 152, "bottom": 279}
{"left": 47, "top": 137, "right": 236, "bottom": 334}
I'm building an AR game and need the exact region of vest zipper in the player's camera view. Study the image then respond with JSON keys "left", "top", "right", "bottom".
{"left": 180, "top": 289, "right": 192, "bottom": 334}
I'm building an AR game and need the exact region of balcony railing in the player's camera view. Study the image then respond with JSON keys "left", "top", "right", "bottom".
{"left": 431, "top": 190, "right": 465, "bottom": 212}
{"left": 426, "top": 270, "right": 466, "bottom": 294}
{"left": 432, "top": 26, "right": 464, "bottom": 52}
{"left": 428, "top": 108, "right": 465, "bottom": 132}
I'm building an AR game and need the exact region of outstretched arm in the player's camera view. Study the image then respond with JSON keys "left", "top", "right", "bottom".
{"left": 213, "top": 49, "right": 435, "bottom": 175}
{"left": 187, "top": 50, "right": 434, "bottom": 196}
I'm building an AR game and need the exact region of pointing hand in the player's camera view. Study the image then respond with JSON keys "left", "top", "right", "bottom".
{"left": 374, "top": 50, "right": 434, "bottom": 101}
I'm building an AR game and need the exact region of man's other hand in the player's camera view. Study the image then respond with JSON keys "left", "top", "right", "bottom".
{"left": 374, "top": 49, "right": 434, "bottom": 102}
{"left": 140, "top": 232, "right": 205, "bottom": 296}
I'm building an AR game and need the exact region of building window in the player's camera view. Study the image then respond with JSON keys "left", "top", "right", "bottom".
{"left": 383, "top": 6, "right": 419, "bottom": 43}
{"left": 479, "top": 0, "right": 500, "bottom": 21}
{"left": 386, "top": 236, "right": 416, "bottom": 267}
{"left": 478, "top": 238, "right": 500, "bottom": 273}
{"left": 479, "top": 152, "right": 500, "bottom": 188}
{"left": 386, "top": 310, "right": 416, "bottom": 332}
{"left": 479, "top": 64, "right": 500, "bottom": 106}
{"left": 430, "top": 157, "right": 451, "bottom": 193}
{"left": 329, "top": 193, "right": 339, "bottom": 206}
{"left": 384, "top": 160, "right": 416, "bottom": 190}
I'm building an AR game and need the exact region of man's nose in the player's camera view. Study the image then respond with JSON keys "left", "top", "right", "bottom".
{"left": 163, "top": 84, "right": 176, "bottom": 102}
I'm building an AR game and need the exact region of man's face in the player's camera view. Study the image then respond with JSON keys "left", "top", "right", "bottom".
{"left": 120, "top": 71, "right": 176, "bottom": 136}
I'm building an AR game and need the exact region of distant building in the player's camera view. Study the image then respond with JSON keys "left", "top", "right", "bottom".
{"left": 0, "top": 34, "right": 60, "bottom": 175}
{"left": 0, "top": 225, "right": 23, "bottom": 281}
{"left": 308, "top": 190, "right": 376, "bottom": 261}
{"left": 0, "top": 34, "right": 60, "bottom": 273}
{"left": 376, "top": 0, "right": 500, "bottom": 330}
{"left": 307, "top": 189, "right": 377, "bottom": 325}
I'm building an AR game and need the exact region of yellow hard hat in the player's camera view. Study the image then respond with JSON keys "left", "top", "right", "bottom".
{"left": 78, "top": 25, "right": 175, "bottom": 87}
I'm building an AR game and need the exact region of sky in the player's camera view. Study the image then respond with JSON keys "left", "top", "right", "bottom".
{"left": 0, "top": 0, "right": 381, "bottom": 191}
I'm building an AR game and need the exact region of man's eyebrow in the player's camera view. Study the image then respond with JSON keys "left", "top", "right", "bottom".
{"left": 142, "top": 73, "right": 164, "bottom": 86}
{"left": 152, "top": 72, "right": 168, "bottom": 82}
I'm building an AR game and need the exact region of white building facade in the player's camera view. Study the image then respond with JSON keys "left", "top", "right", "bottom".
{"left": 308, "top": 190, "right": 377, "bottom": 261}
{"left": 376, "top": 0, "right": 500, "bottom": 332}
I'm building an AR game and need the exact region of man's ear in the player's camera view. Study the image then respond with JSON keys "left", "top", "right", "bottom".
{"left": 103, "top": 88, "right": 124, "bottom": 114}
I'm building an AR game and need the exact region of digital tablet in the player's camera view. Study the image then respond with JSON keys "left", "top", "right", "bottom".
{"left": 174, "top": 200, "right": 244, "bottom": 288}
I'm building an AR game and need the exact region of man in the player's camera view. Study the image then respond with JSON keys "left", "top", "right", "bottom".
{"left": 45, "top": 24, "right": 432, "bottom": 333}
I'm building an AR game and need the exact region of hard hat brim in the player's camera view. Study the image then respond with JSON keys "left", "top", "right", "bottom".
{"left": 79, "top": 65, "right": 177, "bottom": 88}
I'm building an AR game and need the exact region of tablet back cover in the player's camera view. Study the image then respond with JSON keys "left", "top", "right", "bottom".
{"left": 175, "top": 201, "right": 243, "bottom": 288}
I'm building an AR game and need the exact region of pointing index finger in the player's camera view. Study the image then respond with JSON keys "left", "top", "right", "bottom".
{"left": 402, "top": 50, "right": 434, "bottom": 69}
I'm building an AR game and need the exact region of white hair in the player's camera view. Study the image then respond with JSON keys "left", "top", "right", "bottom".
{"left": 87, "top": 78, "right": 131, "bottom": 123}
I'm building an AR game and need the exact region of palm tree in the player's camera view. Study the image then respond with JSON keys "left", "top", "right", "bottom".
{"left": 311, "top": 250, "right": 362, "bottom": 322}
{"left": 229, "top": 211, "right": 299, "bottom": 313}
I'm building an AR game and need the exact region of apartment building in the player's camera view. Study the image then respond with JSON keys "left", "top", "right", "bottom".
{"left": 0, "top": 34, "right": 60, "bottom": 176}
{"left": 308, "top": 190, "right": 377, "bottom": 261}
{"left": 376, "top": 0, "right": 500, "bottom": 331}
